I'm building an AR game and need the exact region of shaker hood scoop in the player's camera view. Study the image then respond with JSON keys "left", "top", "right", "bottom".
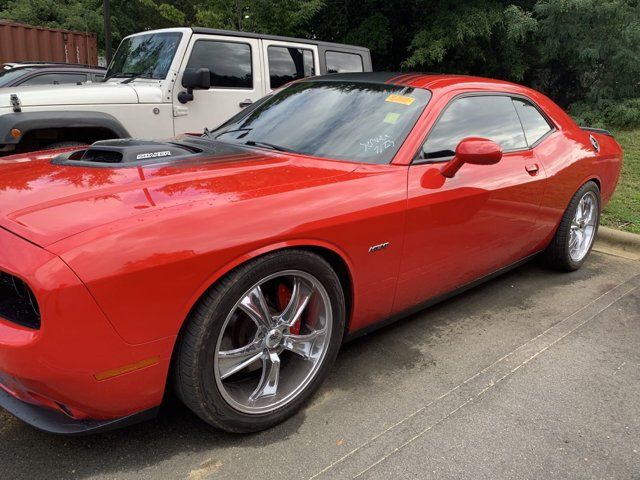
{"left": 53, "top": 138, "right": 203, "bottom": 167}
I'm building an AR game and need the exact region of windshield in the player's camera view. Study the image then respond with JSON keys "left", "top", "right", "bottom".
{"left": 106, "top": 32, "right": 182, "bottom": 80}
{"left": 0, "top": 67, "right": 35, "bottom": 87}
{"left": 212, "top": 81, "right": 431, "bottom": 164}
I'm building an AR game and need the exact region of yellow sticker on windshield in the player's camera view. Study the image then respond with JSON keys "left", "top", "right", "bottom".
{"left": 384, "top": 112, "right": 401, "bottom": 124}
{"left": 386, "top": 94, "right": 416, "bottom": 106}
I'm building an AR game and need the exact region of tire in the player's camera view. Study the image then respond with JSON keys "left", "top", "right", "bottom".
{"left": 542, "top": 181, "right": 601, "bottom": 271}
{"left": 45, "top": 141, "right": 87, "bottom": 150}
{"left": 174, "top": 249, "right": 345, "bottom": 433}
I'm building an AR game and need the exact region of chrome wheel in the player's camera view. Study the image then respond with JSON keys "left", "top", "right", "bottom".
{"left": 569, "top": 191, "right": 598, "bottom": 262}
{"left": 214, "top": 270, "right": 332, "bottom": 414}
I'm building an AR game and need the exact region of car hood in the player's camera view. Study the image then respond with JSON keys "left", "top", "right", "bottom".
{"left": 0, "top": 141, "right": 358, "bottom": 247}
{"left": 0, "top": 82, "right": 162, "bottom": 107}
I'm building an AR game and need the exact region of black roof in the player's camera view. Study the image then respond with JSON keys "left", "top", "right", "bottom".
{"left": 301, "top": 72, "right": 404, "bottom": 84}
{"left": 299, "top": 72, "right": 472, "bottom": 86}
{"left": 190, "top": 27, "right": 370, "bottom": 53}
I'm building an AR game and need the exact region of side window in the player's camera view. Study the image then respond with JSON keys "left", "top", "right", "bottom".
{"left": 422, "top": 96, "right": 527, "bottom": 159}
{"left": 20, "top": 73, "right": 87, "bottom": 86}
{"left": 186, "top": 41, "right": 252, "bottom": 89}
{"left": 268, "top": 46, "right": 314, "bottom": 89}
{"left": 326, "top": 51, "right": 363, "bottom": 73}
{"left": 512, "top": 98, "right": 552, "bottom": 146}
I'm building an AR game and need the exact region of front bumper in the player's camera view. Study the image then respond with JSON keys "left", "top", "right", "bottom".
{"left": 0, "top": 387, "right": 158, "bottom": 435}
{"left": 0, "top": 226, "right": 175, "bottom": 432}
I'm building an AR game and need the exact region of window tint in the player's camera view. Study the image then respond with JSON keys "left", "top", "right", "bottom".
{"left": 268, "top": 46, "right": 314, "bottom": 89}
{"left": 213, "top": 81, "right": 431, "bottom": 164}
{"left": 186, "top": 41, "right": 252, "bottom": 88}
{"left": 513, "top": 98, "right": 552, "bottom": 145}
{"left": 326, "top": 51, "right": 363, "bottom": 73}
{"left": 20, "top": 73, "right": 87, "bottom": 86}
{"left": 422, "top": 96, "right": 527, "bottom": 159}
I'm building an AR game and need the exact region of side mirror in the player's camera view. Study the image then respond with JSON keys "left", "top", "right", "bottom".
{"left": 440, "top": 137, "right": 502, "bottom": 178}
{"left": 178, "top": 68, "right": 211, "bottom": 104}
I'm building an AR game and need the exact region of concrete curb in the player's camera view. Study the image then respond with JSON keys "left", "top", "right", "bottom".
{"left": 593, "top": 226, "right": 640, "bottom": 260}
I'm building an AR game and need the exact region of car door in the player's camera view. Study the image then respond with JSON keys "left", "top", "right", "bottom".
{"left": 173, "top": 34, "right": 266, "bottom": 133}
{"left": 261, "top": 40, "right": 320, "bottom": 93}
{"left": 393, "top": 93, "right": 549, "bottom": 312}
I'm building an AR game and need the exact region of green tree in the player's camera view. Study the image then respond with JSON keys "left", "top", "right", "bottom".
{"left": 2, "top": 0, "right": 639, "bottom": 128}
{"left": 195, "top": 0, "right": 324, "bottom": 36}
{"left": 0, "top": 0, "right": 192, "bottom": 48}
{"left": 0, "top": 0, "right": 103, "bottom": 35}
{"left": 309, "top": 0, "right": 411, "bottom": 70}
{"left": 403, "top": 0, "right": 538, "bottom": 81}
{"left": 534, "top": 0, "right": 640, "bottom": 106}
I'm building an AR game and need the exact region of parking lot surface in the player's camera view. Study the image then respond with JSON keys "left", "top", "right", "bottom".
{"left": 1, "top": 251, "right": 638, "bottom": 480}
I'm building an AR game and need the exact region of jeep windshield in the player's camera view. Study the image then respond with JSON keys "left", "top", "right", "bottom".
{"left": 211, "top": 80, "right": 431, "bottom": 164}
{"left": 106, "top": 32, "right": 182, "bottom": 80}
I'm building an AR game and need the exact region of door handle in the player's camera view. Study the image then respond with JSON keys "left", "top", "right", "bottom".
{"left": 239, "top": 99, "right": 253, "bottom": 108}
{"left": 525, "top": 163, "right": 539, "bottom": 175}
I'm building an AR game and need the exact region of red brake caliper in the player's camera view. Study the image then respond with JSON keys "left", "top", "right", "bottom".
{"left": 277, "top": 283, "right": 301, "bottom": 335}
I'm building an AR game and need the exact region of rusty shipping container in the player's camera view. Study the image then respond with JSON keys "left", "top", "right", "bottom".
{"left": 0, "top": 21, "right": 98, "bottom": 65}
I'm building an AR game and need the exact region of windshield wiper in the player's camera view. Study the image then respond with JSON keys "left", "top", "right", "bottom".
{"left": 120, "top": 72, "right": 153, "bottom": 84}
{"left": 214, "top": 127, "right": 253, "bottom": 139}
{"left": 243, "top": 140, "right": 296, "bottom": 153}
{"left": 207, "top": 129, "right": 295, "bottom": 153}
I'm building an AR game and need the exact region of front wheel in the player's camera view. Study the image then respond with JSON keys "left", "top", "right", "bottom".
{"left": 543, "top": 181, "right": 601, "bottom": 271}
{"left": 174, "top": 250, "right": 345, "bottom": 433}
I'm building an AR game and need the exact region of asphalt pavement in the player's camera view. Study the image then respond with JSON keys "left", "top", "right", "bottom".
{"left": 1, "top": 251, "right": 638, "bottom": 480}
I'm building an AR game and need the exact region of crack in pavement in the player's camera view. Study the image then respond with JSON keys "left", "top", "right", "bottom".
{"left": 309, "top": 274, "right": 640, "bottom": 480}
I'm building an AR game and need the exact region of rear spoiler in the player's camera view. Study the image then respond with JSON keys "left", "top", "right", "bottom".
{"left": 581, "top": 127, "right": 613, "bottom": 137}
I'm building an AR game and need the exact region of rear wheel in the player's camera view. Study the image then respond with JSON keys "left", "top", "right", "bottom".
{"left": 174, "top": 250, "right": 345, "bottom": 432}
{"left": 543, "top": 181, "right": 601, "bottom": 271}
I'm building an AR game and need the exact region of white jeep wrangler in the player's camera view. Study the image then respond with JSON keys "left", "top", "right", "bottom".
{"left": 0, "top": 27, "right": 371, "bottom": 154}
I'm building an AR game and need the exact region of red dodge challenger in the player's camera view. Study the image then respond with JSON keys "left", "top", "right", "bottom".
{"left": 0, "top": 73, "right": 623, "bottom": 434}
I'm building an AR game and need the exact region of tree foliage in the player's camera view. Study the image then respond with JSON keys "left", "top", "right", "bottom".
{"left": 1, "top": 0, "right": 639, "bottom": 128}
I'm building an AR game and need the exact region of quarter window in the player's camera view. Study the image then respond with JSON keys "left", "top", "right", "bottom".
{"left": 268, "top": 46, "right": 314, "bottom": 89}
{"left": 326, "top": 51, "right": 363, "bottom": 73}
{"left": 186, "top": 41, "right": 253, "bottom": 89}
{"left": 513, "top": 98, "right": 553, "bottom": 145}
{"left": 422, "top": 95, "right": 527, "bottom": 159}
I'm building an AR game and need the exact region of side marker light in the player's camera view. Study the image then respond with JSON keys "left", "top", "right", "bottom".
{"left": 95, "top": 356, "right": 160, "bottom": 381}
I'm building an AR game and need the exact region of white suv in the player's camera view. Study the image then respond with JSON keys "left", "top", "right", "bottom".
{"left": 0, "top": 27, "right": 371, "bottom": 154}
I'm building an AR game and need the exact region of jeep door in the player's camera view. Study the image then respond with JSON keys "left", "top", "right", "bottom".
{"left": 173, "top": 34, "right": 266, "bottom": 133}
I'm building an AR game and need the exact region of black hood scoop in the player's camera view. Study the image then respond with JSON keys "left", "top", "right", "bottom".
{"left": 52, "top": 138, "right": 203, "bottom": 168}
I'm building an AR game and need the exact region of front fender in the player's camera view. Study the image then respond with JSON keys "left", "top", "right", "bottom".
{"left": 0, "top": 111, "right": 130, "bottom": 145}
{"left": 183, "top": 239, "right": 356, "bottom": 322}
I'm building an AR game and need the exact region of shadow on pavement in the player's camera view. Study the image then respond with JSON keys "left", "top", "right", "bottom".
{"left": 0, "top": 255, "right": 614, "bottom": 479}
